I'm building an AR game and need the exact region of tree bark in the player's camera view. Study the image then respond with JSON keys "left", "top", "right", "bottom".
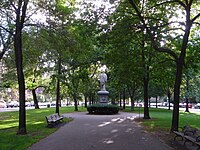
{"left": 171, "top": 61, "right": 182, "bottom": 131}
{"left": 56, "top": 57, "right": 61, "bottom": 115}
{"left": 142, "top": 36, "right": 150, "bottom": 119}
{"left": 148, "top": 97, "right": 151, "bottom": 108}
{"left": 171, "top": 5, "right": 192, "bottom": 131}
{"left": 73, "top": 93, "right": 78, "bottom": 111}
{"left": 185, "top": 78, "right": 189, "bottom": 112}
{"left": 167, "top": 89, "right": 171, "bottom": 110}
{"left": 119, "top": 92, "right": 122, "bottom": 108}
{"left": 123, "top": 88, "right": 126, "bottom": 110}
{"left": 155, "top": 96, "right": 158, "bottom": 108}
{"left": 128, "top": 86, "right": 135, "bottom": 111}
{"left": 32, "top": 89, "right": 39, "bottom": 109}
{"left": 84, "top": 94, "right": 88, "bottom": 108}
{"left": 15, "top": 31, "right": 26, "bottom": 134}
{"left": 15, "top": 0, "right": 29, "bottom": 135}
{"left": 143, "top": 77, "right": 150, "bottom": 119}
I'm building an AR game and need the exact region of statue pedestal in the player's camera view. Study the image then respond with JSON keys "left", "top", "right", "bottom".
{"left": 97, "top": 91, "right": 109, "bottom": 103}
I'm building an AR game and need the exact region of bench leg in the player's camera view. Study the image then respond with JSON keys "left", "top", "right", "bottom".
{"left": 47, "top": 122, "right": 56, "bottom": 128}
{"left": 184, "top": 140, "right": 195, "bottom": 146}
{"left": 197, "top": 144, "right": 200, "bottom": 150}
{"left": 174, "top": 135, "right": 183, "bottom": 141}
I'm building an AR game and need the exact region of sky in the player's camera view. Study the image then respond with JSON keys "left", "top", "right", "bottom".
{"left": 30, "top": 0, "right": 117, "bottom": 25}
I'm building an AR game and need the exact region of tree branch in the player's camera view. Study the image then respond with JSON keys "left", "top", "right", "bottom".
{"left": 191, "top": 13, "right": 200, "bottom": 23}
{"left": 9, "top": 0, "right": 17, "bottom": 12}
{"left": 176, "top": 0, "right": 186, "bottom": 8}
{"left": 21, "top": 0, "right": 29, "bottom": 28}
{"left": 189, "top": 0, "right": 194, "bottom": 6}
{"left": 129, "top": 0, "right": 178, "bottom": 61}
{"left": 150, "top": 0, "right": 181, "bottom": 9}
{"left": 0, "top": 25, "right": 14, "bottom": 35}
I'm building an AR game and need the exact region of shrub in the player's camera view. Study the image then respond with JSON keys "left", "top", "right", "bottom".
{"left": 87, "top": 103, "right": 119, "bottom": 115}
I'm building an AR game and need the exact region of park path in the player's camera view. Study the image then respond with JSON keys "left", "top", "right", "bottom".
{"left": 28, "top": 112, "right": 172, "bottom": 150}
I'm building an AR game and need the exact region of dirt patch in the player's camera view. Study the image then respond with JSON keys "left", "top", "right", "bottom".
{"left": 149, "top": 130, "right": 195, "bottom": 150}
{"left": 134, "top": 118, "right": 192, "bottom": 150}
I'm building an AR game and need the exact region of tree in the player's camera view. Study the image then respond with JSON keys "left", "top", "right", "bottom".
{"left": 128, "top": 0, "right": 200, "bottom": 131}
{"left": 182, "top": 31, "right": 200, "bottom": 111}
{"left": 14, "top": 0, "right": 29, "bottom": 135}
{"left": 37, "top": 0, "right": 77, "bottom": 113}
{"left": 101, "top": 1, "right": 155, "bottom": 118}
{"left": 23, "top": 27, "right": 49, "bottom": 109}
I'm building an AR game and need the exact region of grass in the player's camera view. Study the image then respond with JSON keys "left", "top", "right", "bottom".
{"left": 124, "top": 107, "right": 200, "bottom": 132}
{"left": 1, "top": 106, "right": 199, "bottom": 150}
{"left": 0, "top": 106, "right": 86, "bottom": 150}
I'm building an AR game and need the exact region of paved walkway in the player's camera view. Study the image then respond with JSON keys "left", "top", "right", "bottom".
{"left": 28, "top": 112, "right": 172, "bottom": 150}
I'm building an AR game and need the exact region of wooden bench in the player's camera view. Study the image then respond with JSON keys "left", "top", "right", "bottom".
{"left": 173, "top": 126, "right": 200, "bottom": 149}
{"left": 45, "top": 113, "right": 64, "bottom": 127}
{"left": 173, "top": 126, "right": 197, "bottom": 141}
{"left": 184, "top": 130, "right": 200, "bottom": 149}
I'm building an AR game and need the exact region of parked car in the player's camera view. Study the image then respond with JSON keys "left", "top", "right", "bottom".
{"left": 25, "top": 102, "right": 31, "bottom": 107}
{"left": 187, "top": 103, "right": 193, "bottom": 108}
{"left": 167, "top": 103, "right": 174, "bottom": 107}
{"left": 179, "top": 103, "right": 185, "bottom": 108}
{"left": 194, "top": 103, "right": 200, "bottom": 109}
{"left": 0, "top": 100, "right": 6, "bottom": 108}
{"left": 7, "top": 101, "right": 19, "bottom": 108}
{"left": 179, "top": 103, "right": 192, "bottom": 108}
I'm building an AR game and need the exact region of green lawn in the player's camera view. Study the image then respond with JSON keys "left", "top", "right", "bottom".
{"left": 124, "top": 107, "right": 200, "bottom": 132}
{"left": 0, "top": 106, "right": 86, "bottom": 150}
{"left": 1, "top": 106, "right": 199, "bottom": 150}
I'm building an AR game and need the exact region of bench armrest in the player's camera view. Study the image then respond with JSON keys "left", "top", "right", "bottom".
{"left": 196, "top": 136, "right": 200, "bottom": 142}
{"left": 184, "top": 130, "right": 196, "bottom": 135}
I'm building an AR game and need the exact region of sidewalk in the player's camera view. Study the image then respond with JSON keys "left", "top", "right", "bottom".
{"left": 28, "top": 112, "right": 172, "bottom": 150}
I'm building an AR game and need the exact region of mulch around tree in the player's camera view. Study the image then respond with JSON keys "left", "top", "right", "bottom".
{"left": 134, "top": 118, "right": 194, "bottom": 150}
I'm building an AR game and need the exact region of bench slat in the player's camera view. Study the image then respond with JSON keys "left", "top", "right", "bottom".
{"left": 45, "top": 113, "right": 64, "bottom": 127}
{"left": 173, "top": 125, "right": 200, "bottom": 149}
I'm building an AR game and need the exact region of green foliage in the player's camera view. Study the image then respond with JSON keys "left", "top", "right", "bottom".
{"left": 87, "top": 103, "right": 119, "bottom": 114}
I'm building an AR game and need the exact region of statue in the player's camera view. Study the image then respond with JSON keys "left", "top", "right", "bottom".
{"left": 99, "top": 71, "right": 107, "bottom": 91}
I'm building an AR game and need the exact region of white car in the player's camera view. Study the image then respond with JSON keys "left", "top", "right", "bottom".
{"left": 194, "top": 103, "right": 200, "bottom": 109}
{"left": 0, "top": 100, "right": 7, "bottom": 108}
{"left": 7, "top": 101, "right": 19, "bottom": 108}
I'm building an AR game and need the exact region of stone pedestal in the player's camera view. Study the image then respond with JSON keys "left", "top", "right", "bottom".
{"left": 97, "top": 91, "right": 109, "bottom": 103}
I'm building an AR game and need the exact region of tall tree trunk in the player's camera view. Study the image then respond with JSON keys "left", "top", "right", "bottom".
{"left": 119, "top": 92, "right": 122, "bottom": 108}
{"left": 73, "top": 93, "right": 78, "bottom": 111}
{"left": 84, "top": 94, "right": 88, "bottom": 108}
{"left": 143, "top": 77, "right": 150, "bottom": 119}
{"left": 15, "top": 31, "right": 26, "bottom": 134}
{"left": 142, "top": 39, "right": 150, "bottom": 119}
{"left": 15, "top": 0, "right": 29, "bottom": 135}
{"left": 128, "top": 87, "right": 135, "bottom": 111}
{"left": 123, "top": 88, "right": 126, "bottom": 110}
{"left": 32, "top": 89, "right": 39, "bottom": 109}
{"left": 148, "top": 97, "right": 151, "bottom": 108}
{"left": 185, "top": 78, "right": 189, "bottom": 112}
{"left": 171, "top": 8, "right": 192, "bottom": 131}
{"left": 56, "top": 57, "right": 61, "bottom": 115}
{"left": 167, "top": 89, "right": 171, "bottom": 110}
{"left": 155, "top": 96, "right": 158, "bottom": 108}
{"left": 88, "top": 93, "right": 92, "bottom": 105}
{"left": 171, "top": 61, "right": 183, "bottom": 131}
